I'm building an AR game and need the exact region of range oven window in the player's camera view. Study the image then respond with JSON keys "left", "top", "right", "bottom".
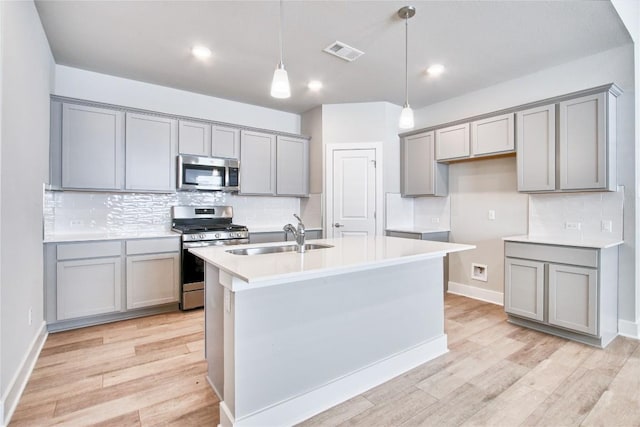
{"left": 183, "top": 164, "right": 226, "bottom": 187}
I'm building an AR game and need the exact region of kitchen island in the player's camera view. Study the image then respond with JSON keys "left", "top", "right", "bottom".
{"left": 190, "top": 236, "right": 474, "bottom": 426}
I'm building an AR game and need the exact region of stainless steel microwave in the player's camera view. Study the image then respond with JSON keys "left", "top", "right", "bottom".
{"left": 177, "top": 155, "right": 239, "bottom": 191}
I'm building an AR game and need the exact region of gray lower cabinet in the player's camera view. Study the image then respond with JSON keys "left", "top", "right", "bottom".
{"left": 57, "top": 257, "right": 122, "bottom": 320}
{"left": 287, "top": 229, "right": 322, "bottom": 241}
{"left": 125, "top": 238, "right": 180, "bottom": 309}
{"left": 125, "top": 113, "right": 178, "bottom": 192}
{"left": 45, "top": 237, "right": 181, "bottom": 331}
{"left": 401, "top": 131, "right": 448, "bottom": 197}
{"left": 59, "top": 102, "right": 125, "bottom": 190}
{"left": 504, "top": 241, "right": 618, "bottom": 347}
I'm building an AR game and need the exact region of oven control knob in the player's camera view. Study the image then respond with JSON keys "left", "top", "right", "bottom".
{"left": 215, "top": 233, "right": 221, "bottom": 238}
{"left": 199, "top": 234, "right": 206, "bottom": 240}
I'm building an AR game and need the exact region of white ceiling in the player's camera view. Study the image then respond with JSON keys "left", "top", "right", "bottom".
{"left": 35, "top": 1, "right": 631, "bottom": 114}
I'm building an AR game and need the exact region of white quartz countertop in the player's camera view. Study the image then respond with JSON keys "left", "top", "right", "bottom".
{"left": 190, "top": 236, "right": 474, "bottom": 289}
{"left": 43, "top": 230, "right": 180, "bottom": 243}
{"left": 248, "top": 226, "right": 323, "bottom": 233}
{"left": 385, "top": 227, "right": 451, "bottom": 234}
{"left": 503, "top": 235, "right": 623, "bottom": 249}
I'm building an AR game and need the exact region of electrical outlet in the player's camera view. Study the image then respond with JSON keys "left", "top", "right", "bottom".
{"left": 565, "top": 221, "right": 581, "bottom": 230}
{"left": 601, "top": 220, "right": 613, "bottom": 233}
{"left": 70, "top": 219, "right": 83, "bottom": 227}
{"left": 430, "top": 217, "right": 440, "bottom": 224}
{"left": 488, "top": 210, "right": 496, "bottom": 221}
{"left": 28, "top": 308, "right": 32, "bottom": 326}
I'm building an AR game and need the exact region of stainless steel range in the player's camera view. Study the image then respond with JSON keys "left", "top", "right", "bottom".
{"left": 171, "top": 206, "right": 248, "bottom": 310}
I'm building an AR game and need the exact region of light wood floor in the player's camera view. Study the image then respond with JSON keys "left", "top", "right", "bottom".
{"left": 11, "top": 294, "right": 640, "bottom": 426}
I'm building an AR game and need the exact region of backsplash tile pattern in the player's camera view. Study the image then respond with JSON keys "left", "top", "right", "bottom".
{"left": 385, "top": 193, "right": 451, "bottom": 231}
{"left": 529, "top": 190, "right": 624, "bottom": 241}
{"left": 44, "top": 191, "right": 300, "bottom": 236}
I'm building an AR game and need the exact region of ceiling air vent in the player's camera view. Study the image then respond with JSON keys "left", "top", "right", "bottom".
{"left": 323, "top": 41, "right": 364, "bottom": 62}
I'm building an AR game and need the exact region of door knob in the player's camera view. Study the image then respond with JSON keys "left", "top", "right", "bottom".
{"left": 334, "top": 223, "right": 344, "bottom": 228}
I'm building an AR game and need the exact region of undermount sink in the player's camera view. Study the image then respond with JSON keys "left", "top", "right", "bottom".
{"left": 226, "top": 243, "right": 333, "bottom": 256}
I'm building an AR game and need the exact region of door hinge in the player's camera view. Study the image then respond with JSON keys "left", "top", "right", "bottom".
{"left": 370, "top": 160, "right": 376, "bottom": 168}
{"left": 374, "top": 211, "right": 376, "bottom": 219}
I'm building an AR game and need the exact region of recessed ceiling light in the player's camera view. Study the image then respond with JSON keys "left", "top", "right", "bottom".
{"left": 427, "top": 64, "right": 445, "bottom": 76}
{"left": 191, "top": 45, "right": 212, "bottom": 59}
{"left": 308, "top": 80, "right": 323, "bottom": 91}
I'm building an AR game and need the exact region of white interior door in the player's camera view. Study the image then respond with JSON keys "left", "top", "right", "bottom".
{"left": 330, "top": 148, "right": 377, "bottom": 237}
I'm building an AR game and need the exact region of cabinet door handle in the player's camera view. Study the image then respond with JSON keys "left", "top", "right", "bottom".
{"left": 334, "top": 223, "right": 344, "bottom": 228}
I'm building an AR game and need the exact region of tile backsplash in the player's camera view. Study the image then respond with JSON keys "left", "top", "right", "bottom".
{"left": 528, "top": 190, "right": 624, "bottom": 241}
{"left": 44, "top": 191, "right": 300, "bottom": 235}
{"left": 385, "top": 193, "right": 451, "bottom": 231}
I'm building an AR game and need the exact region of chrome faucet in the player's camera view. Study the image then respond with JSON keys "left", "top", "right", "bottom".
{"left": 283, "top": 214, "right": 306, "bottom": 253}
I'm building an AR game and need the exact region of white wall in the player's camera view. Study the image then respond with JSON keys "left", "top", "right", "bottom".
{"left": 415, "top": 45, "right": 636, "bottom": 322}
{"left": 54, "top": 65, "right": 301, "bottom": 134}
{"left": 0, "top": 1, "right": 55, "bottom": 424}
{"left": 448, "top": 158, "right": 528, "bottom": 293}
{"left": 321, "top": 102, "right": 402, "bottom": 194}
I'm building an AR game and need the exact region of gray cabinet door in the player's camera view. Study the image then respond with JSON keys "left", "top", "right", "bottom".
{"left": 62, "top": 103, "right": 124, "bottom": 190}
{"left": 178, "top": 120, "right": 211, "bottom": 156}
{"left": 126, "top": 253, "right": 180, "bottom": 309}
{"left": 125, "top": 113, "right": 178, "bottom": 192}
{"left": 435, "top": 123, "right": 470, "bottom": 161}
{"left": 212, "top": 125, "right": 240, "bottom": 159}
{"left": 548, "top": 263, "right": 597, "bottom": 335}
{"left": 402, "top": 131, "right": 434, "bottom": 196}
{"left": 276, "top": 136, "right": 309, "bottom": 196}
{"left": 249, "top": 231, "right": 286, "bottom": 243}
{"left": 240, "top": 130, "right": 276, "bottom": 195}
{"left": 57, "top": 257, "right": 122, "bottom": 320}
{"left": 516, "top": 104, "right": 556, "bottom": 192}
{"left": 471, "top": 112, "right": 515, "bottom": 156}
{"left": 559, "top": 93, "right": 607, "bottom": 190}
{"left": 504, "top": 257, "right": 545, "bottom": 322}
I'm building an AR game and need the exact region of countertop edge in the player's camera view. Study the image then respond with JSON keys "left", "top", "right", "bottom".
{"left": 503, "top": 235, "right": 624, "bottom": 249}
{"left": 44, "top": 231, "right": 181, "bottom": 243}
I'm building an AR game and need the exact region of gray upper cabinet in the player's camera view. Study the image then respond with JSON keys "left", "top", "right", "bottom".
{"left": 559, "top": 91, "right": 615, "bottom": 191}
{"left": 516, "top": 86, "right": 620, "bottom": 193}
{"left": 471, "top": 112, "right": 515, "bottom": 156}
{"left": 276, "top": 136, "right": 309, "bottom": 196}
{"left": 178, "top": 120, "right": 211, "bottom": 157}
{"left": 401, "top": 131, "right": 448, "bottom": 197}
{"left": 212, "top": 125, "right": 240, "bottom": 159}
{"left": 125, "top": 113, "right": 178, "bottom": 192}
{"left": 435, "top": 123, "right": 470, "bottom": 161}
{"left": 61, "top": 103, "right": 124, "bottom": 190}
{"left": 516, "top": 104, "right": 556, "bottom": 192}
{"left": 240, "top": 130, "right": 276, "bottom": 195}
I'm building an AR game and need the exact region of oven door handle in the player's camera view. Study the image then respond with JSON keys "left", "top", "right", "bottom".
{"left": 183, "top": 239, "right": 248, "bottom": 249}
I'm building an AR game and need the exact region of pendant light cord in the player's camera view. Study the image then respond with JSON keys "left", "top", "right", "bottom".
{"left": 404, "top": 12, "right": 409, "bottom": 107}
{"left": 278, "top": 0, "right": 284, "bottom": 66}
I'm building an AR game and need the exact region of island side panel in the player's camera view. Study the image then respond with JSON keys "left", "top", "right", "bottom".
{"left": 204, "top": 263, "right": 224, "bottom": 400}
{"left": 231, "top": 258, "right": 445, "bottom": 421}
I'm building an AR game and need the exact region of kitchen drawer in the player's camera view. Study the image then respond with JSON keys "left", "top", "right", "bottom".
{"left": 57, "top": 241, "right": 122, "bottom": 260}
{"left": 126, "top": 237, "right": 180, "bottom": 255}
{"left": 505, "top": 242, "right": 598, "bottom": 268}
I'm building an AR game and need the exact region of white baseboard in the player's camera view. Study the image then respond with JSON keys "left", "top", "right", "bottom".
{"left": 618, "top": 319, "right": 640, "bottom": 339}
{"left": 218, "top": 335, "right": 448, "bottom": 427}
{"left": 448, "top": 281, "right": 504, "bottom": 306}
{"left": 1, "top": 321, "right": 48, "bottom": 427}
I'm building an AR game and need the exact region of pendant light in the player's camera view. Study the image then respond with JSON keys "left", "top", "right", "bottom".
{"left": 398, "top": 6, "right": 415, "bottom": 129}
{"left": 271, "top": 0, "right": 291, "bottom": 99}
